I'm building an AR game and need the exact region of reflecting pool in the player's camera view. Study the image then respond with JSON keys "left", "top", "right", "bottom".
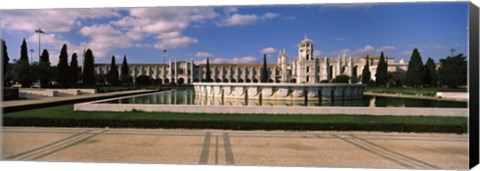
{"left": 101, "top": 90, "right": 467, "bottom": 108}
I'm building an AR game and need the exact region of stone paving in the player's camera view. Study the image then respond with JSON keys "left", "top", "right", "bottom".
{"left": 1, "top": 127, "right": 469, "bottom": 170}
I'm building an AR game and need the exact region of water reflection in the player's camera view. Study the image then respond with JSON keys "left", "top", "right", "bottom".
{"left": 102, "top": 90, "right": 467, "bottom": 108}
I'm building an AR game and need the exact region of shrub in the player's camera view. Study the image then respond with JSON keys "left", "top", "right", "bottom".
{"left": 135, "top": 75, "right": 152, "bottom": 86}
{"left": 332, "top": 75, "right": 350, "bottom": 83}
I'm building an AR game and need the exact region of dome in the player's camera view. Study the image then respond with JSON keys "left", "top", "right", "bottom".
{"left": 299, "top": 35, "right": 313, "bottom": 47}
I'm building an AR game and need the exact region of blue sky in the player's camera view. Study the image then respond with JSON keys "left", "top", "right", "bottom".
{"left": 0, "top": 2, "right": 468, "bottom": 65}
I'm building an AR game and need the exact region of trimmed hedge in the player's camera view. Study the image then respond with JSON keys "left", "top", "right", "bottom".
{"left": 2, "top": 117, "right": 467, "bottom": 134}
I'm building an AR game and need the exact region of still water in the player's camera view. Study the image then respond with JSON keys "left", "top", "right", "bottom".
{"left": 101, "top": 90, "right": 467, "bottom": 108}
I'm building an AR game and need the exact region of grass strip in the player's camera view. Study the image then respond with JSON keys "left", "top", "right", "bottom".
{"left": 3, "top": 104, "right": 467, "bottom": 133}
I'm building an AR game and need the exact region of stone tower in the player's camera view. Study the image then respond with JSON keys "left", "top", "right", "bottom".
{"left": 278, "top": 49, "right": 288, "bottom": 83}
{"left": 298, "top": 35, "right": 314, "bottom": 61}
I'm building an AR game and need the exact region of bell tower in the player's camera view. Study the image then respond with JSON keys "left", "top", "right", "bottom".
{"left": 298, "top": 35, "right": 314, "bottom": 61}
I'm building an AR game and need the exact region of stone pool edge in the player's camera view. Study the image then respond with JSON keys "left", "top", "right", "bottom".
{"left": 73, "top": 92, "right": 467, "bottom": 117}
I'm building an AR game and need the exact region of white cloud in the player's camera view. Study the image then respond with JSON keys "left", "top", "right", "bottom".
{"left": 111, "top": 7, "right": 218, "bottom": 50}
{"left": 223, "top": 7, "right": 238, "bottom": 14}
{"left": 261, "top": 13, "right": 279, "bottom": 19}
{"left": 376, "top": 45, "right": 396, "bottom": 52}
{"left": 355, "top": 45, "right": 375, "bottom": 54}
{"left": 79, "top": 24, "right": 133, "bottom": 58}
{"left": 332, "top": 48, "right": 352, "bottom": 56}
{"left": 1, "top": 9, "right": 120, "bottom": 32}
{"left": 400, "top": 50, "right": 413, "bottom": 57}
{"left": 229, "top": 56, "right": 258, "bottom": 63}
{"left": 313, "top": 51, "right": 323, "bottom": 57}
{"left": 192, "top": 52, "right": 214, "bottom": 58}
{"left": 219, "top": 14, "right": 258, "bottom": 26}
{"left": 334, "top": 37, "right": 346, "bottom": 42}
{"left": 26, "top": 33, "right": 85, "bottom": 65}
{"left": 217, "top": 12, "right": 279, "bottom": 26}
{"left": 261, "top": 47, "right": 277, "bottom": 55}
{"left": 154, "top": 34, "right": 198, "bottom": 49}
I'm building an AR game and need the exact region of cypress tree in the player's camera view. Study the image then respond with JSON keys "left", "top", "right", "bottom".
{"left": 107, "top": 56, "right": 119, "bottom": 85}
{"left": 361, "top": 55, "right": 371, "bottom": 84}
{"left": 261, "top": 53, "right": 268, "bottom": 83}
{"left": 405, "top": 48, "right": 424, "bottom": 87}
{"left": 206, "top": 57, "right": 212, "bottom": 82}
{"left": 2, "top": 39, "right": 10, "bottom": 86}
{"left": 423, "top": 58, "right": 437, "bottom": 87}
{"left": 16, "top": 39, "right": 31, "bottom": 86}
{"left": 120, "top": 54, "right": 132, "bottom": 85}
{"left": 375, "top": 51, "right": 388, "bottom": 87}
{"left": 19, "top": 39, "right": 29, "bottom": 63}
{"left": 40, "top": 49, "right": 50, "bottom": 64}
{"left": 38, "top": 49, "right": 52, "bottom": 87}
{"left": 82, "top": 49, "right": 95, "bottom": 85}
{"left": 57, "top": 44, "right": 69, "bottom": 87}
{"left": 69, "top": 53, "right": 79, "bottom": 85}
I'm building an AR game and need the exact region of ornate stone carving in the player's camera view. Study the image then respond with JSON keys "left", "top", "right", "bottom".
{"left": 248, "top": 87, "right": 259, "bottom": 97}
{"left": 262, "top": 87, "right": 274, "bottom": 97}
{"left": 208, "top": 86, "right": 213, "bottom": 94}
{"left": 224, "top": 86, "right": 232, "bottom": 95}
{"left": 277, "top": 88, "right": 289, "bottom": 97}
{"left": 214, "top": 86, "right": 221, "bottom": 95}
{"left": 235, "top": 87, "right": 244, "bottom": 96}
{"left": 293, "top": 89, "right": 304, "bottom": 97}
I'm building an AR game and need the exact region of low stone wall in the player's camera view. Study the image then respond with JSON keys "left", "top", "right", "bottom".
{"left": 193, "top": 83, "right": 365, "bottom": 101}
{"left": 74, "top": 103, "right": 467, "bottom": 117}
{"left": 19, "top": 88, "right": 97, "bottom": 99}
{"left": 74, "top": 92, "right": 467, "bottom": 117}
{"left": 436, "top": 92, "right": 469, "bottom": 101}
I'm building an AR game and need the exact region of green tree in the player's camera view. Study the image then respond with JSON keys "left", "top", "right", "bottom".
{"left": 437, "top": 54, "right": 467, "bottom": 88}
{"left": 205, "top": 57, "right": 212, "bottom": 82}
{"left": 38, "top": 49, "right": 52, "bottom": 87}
{"left": 57, "top": 44, "right": 69, "bottom": 87}
{"left": 107, "top": 56, "right": 119, "bottom": 85}
{"left": 361, "top": 55, "right": 371, "bottom": 84}
{"left": 261, "top": 53, "right": 268, "bottom": 83}
{"left": 120, "top": 54, "right": 133, "bottom": 85}
{"left": 69, "top": 53, "right": 79, "bottom": 86}
{"left": 19, "top": 39, "right": 29, "bottom": 64}
{"left": 135, "top": 75, "right": 152, "bottom": 86}
{"left": 375, "top": 51, "right": 388, "bottom": 87}
{"left": 423, "top": 58, "right": 437, "bottom": 87}
{"left": 387, "top": 71, "right": 406, "bottom": 87}
{"left": 15, "top": 39, "right": 31, "bottom": 87}
{"left": 405, "top": 48, "right": 424, "bottom": 87}
{"left": 82, "top": 49, "right": 96, "bottom": 85}
{"left": 2, "top": 39, "right": 11, "bottom": 86}
{"left": 332, "top": 75, "right": 350, "bottom": 83}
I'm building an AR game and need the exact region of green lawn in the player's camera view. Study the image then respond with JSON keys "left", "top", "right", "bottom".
{"left": 365, "top": 87, "right": 467, "bottom": 96}
{"left": 3, "top": 104, "right": 467, "bottom": 133}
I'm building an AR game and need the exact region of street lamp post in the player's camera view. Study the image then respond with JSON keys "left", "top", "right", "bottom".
{"left": 35, "top": 28, "right": 45, "bottom": 62}
{"left": 30, "top": 49, "right": 34, "bottom": 63}
{"left": 449, "top": 48, "right": 456, "bottom": 57}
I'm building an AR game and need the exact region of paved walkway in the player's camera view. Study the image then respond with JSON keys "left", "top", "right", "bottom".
{"left": 1, "top": 127, "right": 468, "bottom": 170}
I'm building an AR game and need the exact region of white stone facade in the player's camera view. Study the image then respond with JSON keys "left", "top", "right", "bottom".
{"left": 94, "top": 37, "right": 408, "bottom": 84}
